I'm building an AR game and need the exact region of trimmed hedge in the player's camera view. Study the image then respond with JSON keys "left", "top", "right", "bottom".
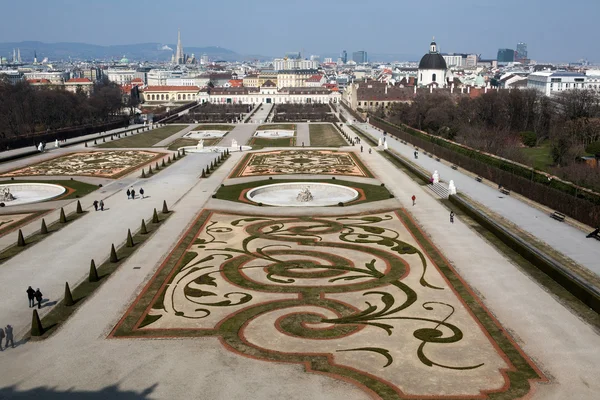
{"left": 370, "top": 115, "right": 600, "bottom": 227}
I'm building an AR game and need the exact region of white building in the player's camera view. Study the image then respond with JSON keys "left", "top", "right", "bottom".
{"left": 23, "top": 71, "right": 69, "bottom": 84}
{"left": 443, "top": 54, "right": 463, "bottom": 67}
{"left": 417, "top": 40, "right": 447, "bottom": 87}
{"left": 198, "top": 86, "right": 340, "bottom": 105}
{"left": 105, "top": 69, "right": 136, "bottom": 85}
{"left": 0, "top": 70, "right": 23, "bottom": 84}
{"left": 273, "top": 58, "right": 318, "bottom": 71}
{"left": 527, "top": 71, "right": 587, "bottom": 96}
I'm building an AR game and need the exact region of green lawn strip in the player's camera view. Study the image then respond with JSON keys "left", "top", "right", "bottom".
{"left": 0, "top": 210, "right": 88, "bottom": 265}
{"left": 191, "top": 124, "right": 234, "bottom": 131}
{"left": 167, "top": 138, "right": 220, "bottom": 151}
{"left": 309, "top": 124, "right": 346, "bottom": 147}
{"left": 97, "top": 125, "right": 186, "bottom": 148}
{"left": 257, "top": 124, "right": 296, "bottom": 131}
{"left": 139, "top": 152, "right": 186, "bottom": 178}
{"left": 0, "top": 179, "right": 98, "bottom": 200}
{"left": 249, "top": 137, "right": 295, "bottom": 147}
{"left": 215, "top": 178, "right": 391, "bottom": 205}
{"left": 396, "top": 210, "right": 544, "bottom": 398}
{"left": 519, "top": 142, "right": 553, "bottom": 171}
{"left": 33, "top": 211, "right": 173, "bottom": 339}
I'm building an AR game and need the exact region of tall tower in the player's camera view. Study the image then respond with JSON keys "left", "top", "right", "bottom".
{"left": 175, "top": 29, "right": 184, "bottom": 64}
{"left": 17, "top": 48, "right": 21, "bottom": 63}
{"left": 34, "top": 51, "right": 38, "bottom": 64}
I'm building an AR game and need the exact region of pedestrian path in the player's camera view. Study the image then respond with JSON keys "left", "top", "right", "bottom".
{"left": 295, "top": 123, "right": 310, "bottom": 147}
{"left": 0, "top": 124, "right": 144, "bottom": 163}
{"left": 225, "top": 124, "right": 258, "bottom": 147}
{"left": 345, "top": 116, "right": 600, "bottom": 278}
{"left": 152, "top": 124, "right": 195, "bottom": 147}
{"left": 249, "top": 104, "right": 273, "bottom": 124}
{"left": 0, "top": 151, "right": 221, "bottom": 340}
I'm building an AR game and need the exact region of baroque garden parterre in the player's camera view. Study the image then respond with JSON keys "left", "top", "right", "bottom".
{"left": 112, "top": 208, "right": 545, "bottom": 399}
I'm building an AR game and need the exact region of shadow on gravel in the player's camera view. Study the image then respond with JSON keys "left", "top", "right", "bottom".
{"left": 0, "top": 384, "right": 158, "bottom": 399}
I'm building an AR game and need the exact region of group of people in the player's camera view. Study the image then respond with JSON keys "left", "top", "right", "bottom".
{"left": 126, "top": 187, "right": 145, "bottom": 200}
{"left": 26, "top": 286, "right": 44, "bottom": 309}
{"left": 0, "top": 324, "right": 14, "bottom": 350}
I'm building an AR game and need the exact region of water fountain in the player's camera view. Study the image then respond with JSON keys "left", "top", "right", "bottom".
{"left": 246, "top": 182, "right": 358, "bottom": 207}
{"left": 0, "top": 183, "right": 66, "bottom": 206}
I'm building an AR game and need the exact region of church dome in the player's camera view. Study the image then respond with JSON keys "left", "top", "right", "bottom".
{"left": 419, "top": 53, "right": 447, "bottom": 70}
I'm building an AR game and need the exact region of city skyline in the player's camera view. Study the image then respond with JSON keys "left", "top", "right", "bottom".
{"left": 0, "top": 0, "right": 598, "bottom": 62}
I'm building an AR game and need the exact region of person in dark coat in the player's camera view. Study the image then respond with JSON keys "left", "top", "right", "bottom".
{"left": 4, "top": 325, "right": 13, "bottom": 348}
{"left": 26, "top": 286, "right": 35, "bottom": 308}
{"left": 126, "top": 189, "right": 131, "bottom": 199}
{"left": 93, "top": 200, "right": 99, "bottom": 211}
{"left": 34, "top": 288, "right": 43, "bottom": 309}
{"left": 0, "top": 326, "right": 4, "bottom": 351}
{"left": 99, "top": 200, "right": 104, "bottom": 211}
{"left": 450, "top": 211, "right": 455, "bottom": 224}
{"left": 139, "top": 188, "right": 145, "bottom": 198}
{"left": 131, "top": 189, "right": 136, "bottom": 199}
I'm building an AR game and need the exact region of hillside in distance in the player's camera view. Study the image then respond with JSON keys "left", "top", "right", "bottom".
{"left": 0, "top": 41, "right": 243, "bottom": 62}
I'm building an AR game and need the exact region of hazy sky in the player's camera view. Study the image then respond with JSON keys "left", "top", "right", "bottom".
{"left": 1, "top": 0, "right": 597, "bottom": 62}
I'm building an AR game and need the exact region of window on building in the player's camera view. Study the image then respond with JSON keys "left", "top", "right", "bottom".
{"left": 432, "top": 73, "right": 437, "bottom": 82}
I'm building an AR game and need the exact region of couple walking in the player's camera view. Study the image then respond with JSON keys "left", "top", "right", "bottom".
{"left": 93, "top": 200, "right": 104, "bottom": 211}
{"left": 127, "top": 187, "right": 145, "bottom": 200}
{"left": 26, "top": 286, "right": 43, "bottom": 309}
{"left": 0, "top": 324, "right": 14, "bottom": 350}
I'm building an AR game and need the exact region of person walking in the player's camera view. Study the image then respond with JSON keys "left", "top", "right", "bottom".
{"left": 34, "top": 288, "right": 43, "bottom": 309}
{"left": 411, "top": 195, "right": 416, "bottom": 206}
{"left": 26, "top": 286, "right": 35, "bottom": 308}
{"left": 99, "top": 200, "right": 104, "bottom": 211}
{"left": 131, "top": 189, "right": 136, "bottom": 199}
{"left": 361, "top": 145, "right": 363, "bottom": 153}
{"left": 450, "top": 211, "right": 455, "bottom": 224}
{"left": 0, "top": 326, "right": 4, "bottom": 351}
{"left": 126, "top": 189, "right": 131, "bottom": 199}
{"left": 93, "top": 200, "right": 99, "bottom": 211}
{"left": 369, "top": 148, "right": 372, "bottom": 154}
{"left": 139, "top": 188, "right": 145, "bottom": 199}
{"left": 4, "top": 325, "right": 13, "bottom": 349}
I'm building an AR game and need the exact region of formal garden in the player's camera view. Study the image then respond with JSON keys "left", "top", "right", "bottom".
{"left": 273, "top": 103, "right": 337, "bottom": 122}
{"left": 175, "top": 103, "right": 252, "bottom": 123}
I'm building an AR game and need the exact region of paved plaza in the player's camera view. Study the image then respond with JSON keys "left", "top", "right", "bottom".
{"left": 0, "top": 123, "right": 598, "bottom": 399}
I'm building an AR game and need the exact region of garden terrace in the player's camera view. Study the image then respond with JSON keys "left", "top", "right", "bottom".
{"left": 273, "top": 103, "right": 337, "bottom": 122}
{"left": 174, "top": 103, "right": 251, "bottom": 123}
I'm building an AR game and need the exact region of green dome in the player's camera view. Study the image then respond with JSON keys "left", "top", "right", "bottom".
{"left": 120, "top": 55, "right": 129, "bottom": 64}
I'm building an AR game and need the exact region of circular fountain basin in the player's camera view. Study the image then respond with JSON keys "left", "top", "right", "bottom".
{"left": 0, "top": 183, "right": 66, "bottom": 206}
{"left": 254, "top": 130, "right": 295, "bottom": 138}
{"left": 185, "top": 130, "right": 228, "bottom": 140}
{"left": 246, "top": 182, "right": 359, "bottom": 207}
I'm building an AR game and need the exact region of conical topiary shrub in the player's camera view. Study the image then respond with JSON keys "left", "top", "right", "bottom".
{"left": 64, "top": 282, "right": 74, "bottom": 306}
{"left": 182, "top": 148, "right": 186, "bottom": 156}
{"left": 173, "top": 152, "right": 177, "bottom": 161}
{"left": 76, "top": 200, "right": 83, "bottom": 214}
{"left": 155, "top": 162, "right": 159, "bottom": 170}
{"left": 126, "top": 229, "right": 134, "bottom": 247}
{"left": 89, "top": 259, "right": 99, "bottom": 282}
{"left": 201, "top": 168, "right": 206, "bottom": 178}
{"left": 162, "top": 159, "right": 166, "bottom": 167}
{"left": 17, "top": 229, "right": 26, "bottom": 247}
{"left": 40, "top": 218, "right": 48, "bottom": 234}
{"left": 140, "top": 219, "right": 148, "bottom": 234}
{"left": 85, "top": 142, "right": 88, "bottom": 147}
{"left": 31, "top": 309, "right": 44, "bottom": 336}
{"left": 167, "top": 156, "right": 171, "bottom": 164}
{"left": 152, "top": 208, "right": 159, "bottom": 223}
{"left": 59, "top": 207, "right": 67, "bottom": 223}
{"left": 94, "top": 139, "right": 97, "bottom": 145}
{"left": 141, "top": 169, "right": 146, "bottom": 178}
{"left": 162, "top": 200, "right": 169, "bottom": 214}
{"left": 110, "top": 244, "right": 118, "bottom": 263}
{"left": 148, "top": 165, "right": 153, "bottom": 174}
{"left": 102, "top": 137, "right": 106, "bottom": 142}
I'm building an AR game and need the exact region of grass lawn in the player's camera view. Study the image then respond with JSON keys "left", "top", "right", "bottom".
{"left": 257, "top": 124, "right": 296, "bottom": 131}
{"left": 309, "top": 124, "right": 347, "bottom": 147}
{"left": 0, "top": 179, "right": 98, "bottom": 200}
{"left": 97, "top": 125, "right": 186, "bottom": 148}
{"left": 191, "top": 124, "right": 234, "bottom": 131}
{"left": 34, "top": 211, "right": 172, "bottom": 339}
{"left": 167, "top": 138, "right": 221, "bottom": 151}
{"left": 520, "top": 142, "right": 553, "bottom": 170}
{"left": 215, "top": 178, "right": 391, "bottom": 205}
{"left": 249, "top": 137, "right": 295, "bottom": 147}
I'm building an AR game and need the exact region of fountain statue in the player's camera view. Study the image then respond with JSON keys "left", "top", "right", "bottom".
{"left": 448, "top": 180, "right": 457, "bottom": 195}
{"left": 0, "top": 187, "right": 16, "bottom": 202}
{"left": 432, "top": 170, "right": 440, "bottom": 184}
{"left": 196, "top": 139, "right": 204, "bottom": 150}
{"left": 231, "top": 139, "right": 238, "bottom": 149}
{"left": 378, "top": 138, "right": 382, "bottom": 147}
{"left": 296, "top": 186, "right": 314, "bottom": 202}
{"left": 383, "top": 141, "right": 388, "bottom": 150}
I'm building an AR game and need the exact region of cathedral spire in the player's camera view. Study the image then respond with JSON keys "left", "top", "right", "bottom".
{"left": 175, "top": 28, "right": 184, "bottom": 65}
